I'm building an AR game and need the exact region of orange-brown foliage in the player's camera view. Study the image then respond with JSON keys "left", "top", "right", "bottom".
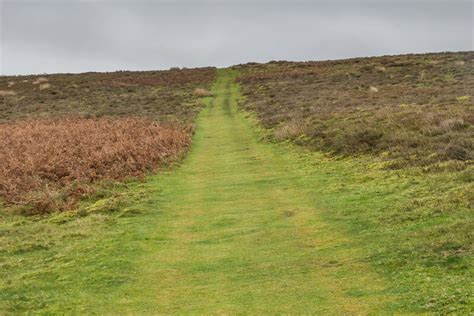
{"left": 0, "top": 117, "right": 191, "bottom": 213}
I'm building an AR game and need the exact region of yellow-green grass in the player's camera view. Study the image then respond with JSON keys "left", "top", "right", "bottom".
{"left": 0, "top": 69, "right": 472, "bottom": 313}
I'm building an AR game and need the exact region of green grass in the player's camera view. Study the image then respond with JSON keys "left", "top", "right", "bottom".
{"left": 0, "top": 69, "right": 472, "bottom": 313}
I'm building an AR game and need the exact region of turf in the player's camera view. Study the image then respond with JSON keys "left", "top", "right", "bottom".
{"left": 0, "top": 69, "right": 472, "bottom": 313}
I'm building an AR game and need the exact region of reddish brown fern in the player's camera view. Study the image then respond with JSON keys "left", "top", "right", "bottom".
{"left": 0, "top": 117, "right": 191, "bottom": 213}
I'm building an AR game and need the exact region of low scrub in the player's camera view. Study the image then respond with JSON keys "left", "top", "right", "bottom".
{"left": 0, "top": 67, "right": 216, "bottom": 126}
{"left": 236, "top": 52, "right": 473, "bottom": 169}
{"left": 0, "top": 117, "right": 191, "bottom": 213}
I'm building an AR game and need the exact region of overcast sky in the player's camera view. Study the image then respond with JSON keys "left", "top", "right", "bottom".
{"left": 0, "top": 0, "right": 472, "bottom": 75}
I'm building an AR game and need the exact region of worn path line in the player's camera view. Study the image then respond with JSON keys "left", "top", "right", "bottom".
{"left": 110, "top": 69, "right": 390, "bottom": 314}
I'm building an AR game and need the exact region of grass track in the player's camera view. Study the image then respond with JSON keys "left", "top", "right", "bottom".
{"left": 103, "top": 69, "right": 391, "bottom": 313}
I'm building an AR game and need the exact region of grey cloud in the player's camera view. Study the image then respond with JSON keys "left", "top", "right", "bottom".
{"left": 1, "top": 0, "right": 472, "bottom": 75}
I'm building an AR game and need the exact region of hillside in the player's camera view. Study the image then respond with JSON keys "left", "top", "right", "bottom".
{"left": 236, "top": 51, "right": 473, "bottom": 168}
{"left": 0, "top": 53, "right": 472, "bottom": 314}
{"left": 0, "top": 67, "right": 215, "bottom": 124}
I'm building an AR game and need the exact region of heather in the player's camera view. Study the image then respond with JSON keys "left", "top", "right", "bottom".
{"left": 236, "top": 52, "right": 473, "bottom": 170}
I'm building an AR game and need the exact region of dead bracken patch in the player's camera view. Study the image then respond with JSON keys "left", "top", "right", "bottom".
{"left": 32, "top": 77, "right": 49, "bottom": 85}
{"left": 39, "top": 83, "right": 51, "bottom": 90}
{"left": 369, "top": 86, "right": 378, "bottom": 93}
{"left": 0, "top": 90, "right": 17, "bottom": 97}
{"left": 194, "top": 88, "right": 213, "bottom": 97}
{"left": 0, "top": 117, "right": 191, "bottom": 213}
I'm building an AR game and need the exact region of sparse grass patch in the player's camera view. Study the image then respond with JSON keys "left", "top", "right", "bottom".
{"left": 38, "top": 83, "right": 51, "bottom": 90}
{"left": 273, "top": 117, "right": 311, "bottom": 142}
{"left": 0, "top": 90, "right": 17, "bottom": 97}
{"left": 194, "top": 88, "right": 213, "bottom": 97}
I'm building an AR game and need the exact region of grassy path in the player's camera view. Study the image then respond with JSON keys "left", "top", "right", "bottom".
{"left": 104, "top": 69, "right": 390, "bottom": 313}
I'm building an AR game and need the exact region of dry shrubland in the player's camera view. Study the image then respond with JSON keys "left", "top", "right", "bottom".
{"left": 0, "top": 118, "right": 191, "bottom": 213}
{"left": 236, "top": 51, "right": 474, "bottom": 169}
{"left": 0, "top": 67, "right": 216, "bottom": 126}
